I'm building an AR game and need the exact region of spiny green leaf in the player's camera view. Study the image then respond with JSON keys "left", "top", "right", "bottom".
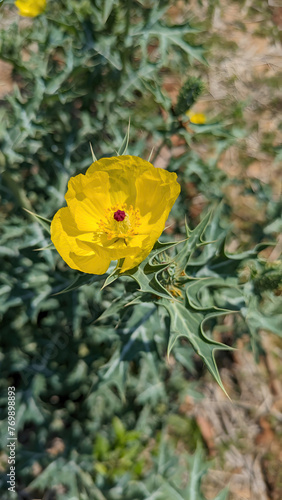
{"left": 202, "top": 240, "right": 274, "bottom": 278}
{"left": 161, "top": 299, "right": 234, "bottom": 397}
{"left": 174, "top": 210, "right": 212, "bottom": 272}
{"left": 124, "top": 240, "right": 185, "bottom": 299}
{"left": 102, "top": 239, "right": 183, "bottom": 298}
{"left": 186, "top": 277, "right": 239, "bottom": 312}
{"left": 167, "top": 35, "right": 206, "bottom": 65}
{"left": 188, "top": 204, "right": 227, "bottom": 267}
{"left": 129, "top": 266, "right": 173, "bottom": 299}
{"left": 101, "top": 260, "right": 121, "bottom": 289}
{"left": 224, "top": 242, "right": 274, "bottom": 262}
{"left": 133, "top": 22, "right": 206, "bottom": 65}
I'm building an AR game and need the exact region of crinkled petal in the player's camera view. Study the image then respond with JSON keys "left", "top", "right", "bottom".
{"left": 77, "top": 233, "right": 151, "bottom": 262}
{"left": 50, "top": 207, "right": 111, "bottom": 274}
{"left": 86, "top": 156, "right": 150, "bottom": 207}
{"left": 136, "top": 167, "right": 180, "bottom": 226}
{"left": 86, "top": 155, "right": 151, "bottom": 177}
{"left": 65, "top": 172, "right": 111, "bottom": 232}
{"left": 120, "top": 230, "right": 161, "bottom": 272}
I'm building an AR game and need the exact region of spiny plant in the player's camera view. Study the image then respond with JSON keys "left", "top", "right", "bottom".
{"left": 1, "top": 1, "right": 281, "bottom": 498}
{"left": 29, "top": 154, "right": 279, "bottom": 399}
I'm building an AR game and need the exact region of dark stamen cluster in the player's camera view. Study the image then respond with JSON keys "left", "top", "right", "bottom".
{"left": 114, "top": 210, "right": 126, "bottom": 222}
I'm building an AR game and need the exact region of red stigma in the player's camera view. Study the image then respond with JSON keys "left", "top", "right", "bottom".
{"left": 114, "top": 210, "right": 126, "bottom": 222}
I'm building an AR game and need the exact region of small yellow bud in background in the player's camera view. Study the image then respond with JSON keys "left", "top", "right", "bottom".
{"left": 185, "top": 110, "right": 206, "bottom": 125}
{"left": 15, "top": 0, "right": 46, "bottom": 18}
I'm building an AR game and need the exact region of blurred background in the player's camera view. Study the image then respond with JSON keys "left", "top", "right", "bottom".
{"left": 0, "top": 0, "right": 281, "bottom": 499}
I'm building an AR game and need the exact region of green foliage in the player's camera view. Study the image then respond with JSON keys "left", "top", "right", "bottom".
{"left": 0, "top": 0, "right": 280, "bottom": 498}
{"left": 99, "top": 204, "right": 278, "bottom": 396}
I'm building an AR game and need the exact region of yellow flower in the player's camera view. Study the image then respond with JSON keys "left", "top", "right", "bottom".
{"left": 15, "top": 0, "right": 46, "bottom": 17}
{"left": 185, "top": 110, "right": 206, "bottom": 125}
{"left": 51, "top": 155, "right": 180, "bottom": 275}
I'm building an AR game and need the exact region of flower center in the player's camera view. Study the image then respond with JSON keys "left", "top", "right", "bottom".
{"left": 114, "top": 210, "right": 126, "bottom": 222}
{"left": 98, "top": 204, "right": 141, "bottom": 241}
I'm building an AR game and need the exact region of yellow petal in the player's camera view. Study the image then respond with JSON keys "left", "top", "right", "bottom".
{"left": 87, "top": 156, "right": 150, "bottom": 207}
{"left": 65, "top": 172, "right": 111, "bottom": 232}
{"left": 86, "top": 155, "right": 150, "bottom": 177}
{"left": 136, "top": 166, "right": 180, "bottom": 226}
{"left": 77, "top": 232, "right": 151, "bottom": 262}
{"left": 50, "top": 207, "right": 111, "bottom": 274}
